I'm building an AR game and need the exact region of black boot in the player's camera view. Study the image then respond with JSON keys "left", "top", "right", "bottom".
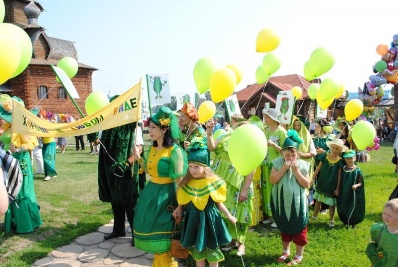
{"left": 104, "top": 231, "right": 126, "bottom": 240}
{"left": 104, "top": 204, "right": 126, "bottom": 240}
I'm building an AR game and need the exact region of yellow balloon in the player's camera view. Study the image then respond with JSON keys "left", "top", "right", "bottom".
{"left": 226, "top": 64, "right": 242, "bottom": 84}
{"left": 209, "top": 68, "right": 237, "bottom": 103}
{"left": 255, "top": 28, "right": 280, "bottom": 53}
{"left": 316, "top": 90, "right": 334, "bottom": 110}
{"left": 0, "top": 24, "right": 21, "bottom": 84}
{"left": 335, "top": 83, "right": 345, "bottom": 99}
{"left": 198, "top": 100, "right": 216, "bottom": 123}
{"left": 344, "top": 99, "right": 363, "bottom": 121}
{"left": 291, "top": 86, "right": 302, "bottom": 99}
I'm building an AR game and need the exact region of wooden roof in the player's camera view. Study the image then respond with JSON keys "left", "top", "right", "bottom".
{"left": 236, "top": 74, "right": 318, "bottom": 103}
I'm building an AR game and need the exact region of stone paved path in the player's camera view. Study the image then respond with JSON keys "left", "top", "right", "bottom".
{"left": 32, "top": 221, "right": 189, "bottom": 267}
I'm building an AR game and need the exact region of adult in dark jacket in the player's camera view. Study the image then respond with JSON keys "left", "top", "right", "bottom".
{"left": 97, "top": 97, "right": 145, "bottom": 246}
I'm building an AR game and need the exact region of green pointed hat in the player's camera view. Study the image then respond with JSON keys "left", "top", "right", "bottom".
{"left": 187, "top": 137, "right": 208, "bottom": 166}
{"left": 282, "top": 129, "right": 303, "bottom": 150}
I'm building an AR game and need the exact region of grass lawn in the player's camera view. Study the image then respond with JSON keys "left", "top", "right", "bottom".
{"left": 0, "top": 140, "right": 397, "bottom": 267}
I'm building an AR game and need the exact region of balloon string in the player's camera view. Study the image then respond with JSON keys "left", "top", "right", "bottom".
{"left": 33, "top": 82, "right": 57, "bottom": 109}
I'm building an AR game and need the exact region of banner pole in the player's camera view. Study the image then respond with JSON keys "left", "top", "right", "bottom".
{"left": 146, "top": 75, "right": 153, "bottom": 117}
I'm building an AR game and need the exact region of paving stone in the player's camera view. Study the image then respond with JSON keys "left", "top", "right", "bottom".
{"left": 111, "top": 236, "right": 132, "bottom": 244}
{"left": 47, "top": 259, "right": 81, "bottom": 267}
{"left": 120, "top": 257, "right": 152, "bottom": 267}
{"left": 145, "top": 253, "right": 154, "bottom": 260}
{"left": 98, "top": 224, "right": 113, "bottom": 234}
{"left": 33, "top": 256, "right": 54, "bottom": 266}
{"left": 80, "top": 262, "right": 118, "bottom": 267}
{"left": 103, "top": 254, "right": 125, "bottom": 265}
{"left": 75, "top": 232, "right": 104, "bottom": 246}
{"left": 51, "top": 244, "right": 84, "bottom": 258}
{"left": 111, "top": 243, "right": 146, "bottom": 258}
{"left": 98, "top": 241, "right": 115, "bottom": 249}
{"left": 77, "top": 248, "right": 109, "bottom": 263}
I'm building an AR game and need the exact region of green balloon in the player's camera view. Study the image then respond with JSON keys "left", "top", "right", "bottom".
{"left": 85, "top": 91, "right": 109, "bottom": 115}
{"left": 307, "top": 83, "right": 320, "bottom": 100}
{"left": 228, "top": 124, "right": 267, "bottom": 176}
{"left": 319, "top": 78, "right": 339, "bottom": 101}
{"left": 213, "top": 129, "right": 226, "bottom": 140}
{"left": 375, "top": 60, "right": 387, "bottom": 73}
{"left": 262, "top": 52, "right": 281, "bottom": 76}
{"left": 0, "top": 0, "right": 4, "bottom": 23}
{"left": 303, "top": 60, "right": 315, "bottom": 80}
{"left": 193, "top": 57, "right": 217, "bottom": 94}
{"left": 351, "top": 120, "right": 376, "bottom": 150}
{"left": 255, "top": 65, "right": 269, "bottom": 84}
{"left": 57, "top": 57, "right": 78, "bottom": 78}
{"left": 309, "top": 47, "right": 335, "bottom": 78}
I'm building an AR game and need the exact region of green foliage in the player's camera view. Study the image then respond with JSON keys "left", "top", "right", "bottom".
{"left": 0, "top": 142, "right": 396, "bottom": 266}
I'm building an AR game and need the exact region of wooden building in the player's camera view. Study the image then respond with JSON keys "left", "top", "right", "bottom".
{"left": 1, "top": 0, "right": 96, "bottom": 117}
{"left": 236, "top": 74, "right": 325, "bottom": 120}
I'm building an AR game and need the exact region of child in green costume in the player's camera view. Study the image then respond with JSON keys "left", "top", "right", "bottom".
{"left": 270, "top": 130, "right": 311, "bottom": 265}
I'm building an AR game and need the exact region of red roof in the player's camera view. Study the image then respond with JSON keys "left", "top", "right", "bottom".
{"left": 236, "top": 74, "right": 316, "bottom": 102}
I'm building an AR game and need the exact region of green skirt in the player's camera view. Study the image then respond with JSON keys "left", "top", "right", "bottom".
{"left": 4, "top": 151, "right": 42, "bottom": 233}
{"left": 133, "top": 181, "right": 177, "bottom": 253}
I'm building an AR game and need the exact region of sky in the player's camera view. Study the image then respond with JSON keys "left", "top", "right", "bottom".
{"left": 37, "top": 0, "right": 398, "bottom": 100}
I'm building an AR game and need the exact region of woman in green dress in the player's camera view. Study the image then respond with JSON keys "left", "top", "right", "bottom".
{"left": 133, "top": 107, "right": 188, "bottom": 267}
{"left": 206, "top": 119, "right": 253, "bottom": 256}
{"left": 0, "top": 96, "right": 42, "bottom": 233}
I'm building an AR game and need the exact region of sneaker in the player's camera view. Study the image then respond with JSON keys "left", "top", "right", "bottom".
{"left": 310, "top": 216, "right": 318, "bottom": 220}
{"left": 329, "top": 221, "right": 335, "bottom": 228}
{"left": 286, "top": 257, "right": 302, "bottom": 265}
{"left": 43, "top": 176, "right": 52, "bottom": 181}
{"left": 277, "top": 253, "right": 290, "bottom": 263}
{"left": 321, "top": 209, "right": 328, "bottom": 215}
{"left": 52, "top": 176, "right": 57, "bottom": 178}
{"left": 270, "top": 222, "right": 277, "bottom": 228}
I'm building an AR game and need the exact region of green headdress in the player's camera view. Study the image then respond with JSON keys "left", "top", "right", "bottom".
{"left": 187, "top": 137, "right": 208, "bottom": 166}
{"left": 282, "top": 129, "right": 303, "bottom": 150}
{"left": 151, "top": 106, "right": 181, "bottom": 140}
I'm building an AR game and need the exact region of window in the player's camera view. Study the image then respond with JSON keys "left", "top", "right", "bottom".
{"left": 38, "top": 86, "right": 48, "bottom": 99}
{"left": 58, "top": 87, "right": 67, "bottom": 99}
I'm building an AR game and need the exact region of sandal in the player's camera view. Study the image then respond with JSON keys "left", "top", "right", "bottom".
{"left": 277, "top": 253, "right": 290, "bottom": 263}
{"left": 221, "top": 241, "right": 237, "bottom": 251}
{"left": 329, "top": 221, "right": 335, "bottom": 228}
{"left": 286, "top": 257, "right": 302, "bottom": 265}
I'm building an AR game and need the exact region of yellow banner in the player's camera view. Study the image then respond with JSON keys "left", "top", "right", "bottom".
{"left": 11, "top": 82, "right": 141, "bottom": 137}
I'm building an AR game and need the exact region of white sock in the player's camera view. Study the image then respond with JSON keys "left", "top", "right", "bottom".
{"left": 283, "top": 250, "right": 290, "bottom": 255}
{"left": 295, "top": 255, "right": 303, "bottom": 261}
